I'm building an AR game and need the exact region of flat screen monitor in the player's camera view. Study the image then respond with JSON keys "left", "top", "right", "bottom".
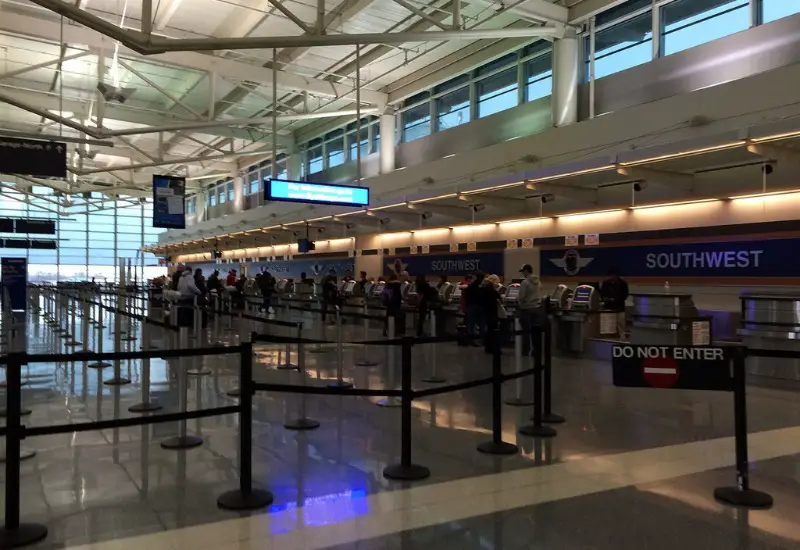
{"left": 297, "top": 238, "right": 315, "bottom": 253}
{"left": 265, "top": 179, "right": 369, "bottom": 207}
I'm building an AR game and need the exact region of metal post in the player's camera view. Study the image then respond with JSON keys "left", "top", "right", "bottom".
{"left": 277, "top": 322, "right": 297, "bottom": 370}
{"left": 81, "top": 293, "right": 90, "bottom": 350}
{"left": 377, "top": 315, "right": 401, "bottom": 407}
{"left": 356, "top": 302, "right": 378, "bottom": 367}
{"left": 505, "top": 314, "right": 532, "bottom": 406}
{"left": 0, "top": 353, "right": 48, "bottom": 548}
{"left": 383, "top": 338, "right": 429, "bottom": 481}
{"left": 519, "top": 328, "right": 556, "bottom": 438}
{"left": 65, "top": 293, "right": 80, "bottom": 347}
{"left": 478, "top": 329, "right": 518, "bottom": 455}
{"left": 103, "top": 300, "right": 131, "bottom": 385}
{"left": 309, "top": 309, "right": 328, "bottom": 354}
{"left": 217, "top": 341, "right": 273, "bottom": 510}
{"left": 187, "top": 299, "right": 211, "bottom": 376}
{"left": 542, "top": 319, "right": 564, "bottom": 423}
{"left": 422, "top": 310, "right": 445, "bottom": 383}
{"left": 129, "top": 320, "right": 162, "bottom": 413}
{"left": 285, "top": 322, "right": 320, "bottom": 430}
{"left": 328, "top": 307, "right": 353, "bottom": 389}
{"left": 161, "top": 326, "right": 203, "bottom": 450}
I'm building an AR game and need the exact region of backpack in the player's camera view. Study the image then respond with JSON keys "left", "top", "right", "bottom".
{"left": 380, "top": 286, "right": 394, "bottom": 307}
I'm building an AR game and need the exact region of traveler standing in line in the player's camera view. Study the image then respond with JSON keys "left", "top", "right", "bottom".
{"left": 177, "top": 269, "right": 202, "bottom": 328}
{"left": 321, "top": 268, "right": 339, "bottom": 324}
{"left": 463, "top": 271, "right": 485, "bottom": 347}
{"left": 171, "top": 266, "right": 184, "bottom": 291}
{"left": 226, "top": 269, "right": 237, "bottom": 287}
{"left": 414, "top": 274, "right": 434, "bottom": 337}
{"left": 517, "top": 264, "right": 543, "bottom": 356}
{"left": 481, "top": 274, "right": 504, "bottom": 353}
{"left": 600, "top": 266, "right": 630, "bottom": 341}
{"left": 382, "top": 273, "right": 405, "bottom": 336}
{"left": 258, "top": 267, "right": 276, "bottom": 313}
{"left": 207, "top": 269, "right": 222, "bottom": 293}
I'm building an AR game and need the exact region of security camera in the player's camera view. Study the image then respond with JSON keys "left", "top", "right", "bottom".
{"left": 633, "top": 181, "right": 648, "bottom": 192}
{"left": 762, "top": 164, "right": 774, "bottom": 175}
{"left": 471, "top": 204, "right": 486, "bottom": 212}
{"left": 421, "top": 211, "right": 433, "bottom": 220}
{"left": 541, "top": 193, "right": 555, "bottom": 203}
{"left": 76, "top": 148, "right": 98, "bottom": 160}
{"left": 316, "top": 228, "right": 325, "bottom": 234}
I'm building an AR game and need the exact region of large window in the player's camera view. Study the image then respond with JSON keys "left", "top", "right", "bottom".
{"left": 347, "top": 126, "right": 369, "bottom": 160}
{"left": 476, "top": 67, "right": 518, "bottom": 118}
{"left": 524, "top": 51, "right": 553, "bottom": 102}
{"left": 761, "top": 0, "right": 800, "bottom": 23}
{"left": 662, "top": 0, "right": 750, "bottom": 56}
{"left": 307, "top": 138, "right": 323, "bottom": 174}
{"left": 227, "top": 182, "right": 234, "bottom": 202}
{"left": 249, "top": 172, "right": 260, "bottom": 194}
{"left": 401, "top": 99, "right": 431, "bottom": 143}
{"left": 592, "top": 11, "right": 653, "bottom": 79}
{"left": 209, "top": 192, "right": 217, "bottom": 207}
{"left": 218, "top": 185, "right": 226, "bottom": 204}
{"left": 326, "top": 130, "right": 345, "bottom": 168}
{"left": 436, "top": 86, "right": 470, "bottom": 131}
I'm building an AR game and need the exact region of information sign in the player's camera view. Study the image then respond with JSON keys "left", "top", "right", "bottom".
{"left": 152, "top": 175, "right": 186, "bottom": 229}
{"left": 612, "top": 345, "right": 734, "bottom": 391}
{"left": 265, "top": 179, "right": 369, "bottom": 207}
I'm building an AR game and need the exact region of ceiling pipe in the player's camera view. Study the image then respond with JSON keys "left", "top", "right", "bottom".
{"left": 28, "top": 0, "right": 564, "bottom": 53}
{"left": 71, "top": 147, "right": 278, "bottom": 175}
{"left": 0, "top": 91, "right": 105, "bottom": 139}
{"left": 0, "top": 128, "right": 114, "bottom": 147}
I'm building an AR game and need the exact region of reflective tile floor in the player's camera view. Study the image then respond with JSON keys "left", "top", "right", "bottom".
{"left": 3, "top": 303, "right": 800, "bottom": 549}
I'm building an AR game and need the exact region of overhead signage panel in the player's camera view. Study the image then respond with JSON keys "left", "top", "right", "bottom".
{"left": 152, "top": 175, "right": 186, "bottom": 229}
{"left": 265, "top": 178, "right": 369, "bottom": 207}
{"left": 384, "top": 252, "right": 503, "bottom": 277}
{"left": 15, "top": 219, "right": 56, "bottom": 235}
{"left": 540, "top": 237, "right": 800, "bottom": 278}
{"left": 0, "top": 137, "right": 66, "bottom": 178}
{"left": 1, "top": 258, "right": 28, "bottom": 311}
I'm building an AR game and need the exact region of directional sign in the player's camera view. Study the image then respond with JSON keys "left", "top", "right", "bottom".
{"left": 0, "top": 137, "right": 66, "bottom": 178}
{"left": 612, "top": 345, "right": 735, "bottom": 391}
{"left": 1, "top": 258, "right": 27, "bottom": 311}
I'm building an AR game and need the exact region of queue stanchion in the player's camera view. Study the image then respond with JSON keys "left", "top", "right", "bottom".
{"left": 505, "top": 314, "right": 533, "bottom": 406}
{"left": 187, "top": 299, "right": 211, "bottom": 376}
{"left": 309, "top": 308, "right": 328, "bottom": 354}
{"left": 478, "top": 329, "right": 519, "bottom": 455}
{"left": 383, "top": 337, "right": 430, "bottom": 481}
{"left": 519, "top": 328, "right": 556, "bottom": 438}
{"left": 284, "top": 322, "right": 320, "bottom": 431}
{"left": 80, "top": 293, "right": 90, "bottom": 351}
{"left": 211, "top": 293, "right": 224, "bottom": 345}
{"left": 217, "top": 339, "right": 273, "bottom": 510}
{"left": 377, "top": 315, "right": 401, "bottom": 407}
{"left": 277, "top": 322, "right": 297, "bottom": 371}
{"left": 64, "top": 294, "right": 80, "bottom": 347}
{"left": 103, "top": 306, "right": 131, "bottom": 385}
{"left": 161, "top": 324, "right": 203, "bottom": 450}
{"left": 0, "top": 353, "right": 48, "bottom": 549}
{"left": 714, "top": 347, "right": 773, "bottom": 508}
{"left": 121, "top": 291, "right": 136, "bottom": 342}
{"left": 421, "top": 310, "right": 445, "bottom": 384}
{"left": 355, "top": 303, "right": 378, "bottom": 367}
{"left": 88, "top": 298, "right": 110, "bottom": 368}
{"left": 541, "top": 319, "right": 564, "bottom": 424}
{"left": 129, "top": 319, "right": 162, "bottom": 413}
{"left": 328, "top": 307, "right": 353, "bottom": 389}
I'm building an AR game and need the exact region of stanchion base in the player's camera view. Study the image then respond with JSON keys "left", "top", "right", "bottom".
{"left": 543, "top": 413, "right": 566, "bottom": 424}
{"left": 422, "top": 375, "right": 447, "bottom": 384}
{"left": 186, "top": 369, "right": 212, "bottom": 376}
{"left": 103, "top": 377, "right": 132, "bottom": 386}
{"left": 328, "top": 380, "right": 353, "bottom": 389}
{"left": 129, "top": 402, "right": 163, "bottom": 413}
{"left": 714, "top": 487, "right": 773, "bottom": 509}
{"left": 0, "top": 408, "right": 31, "bottom": 418}
{"left": 87, "top": 361, "right": 111, "bottom": 369}
{"left": 477, "top": 441, "right": 519, "bottom": 455}
{"left": 276, "top": 363, "right": 298, "bottom": 371}
{"left": 383, "top": 463, "right": 430, "bottom": 481}
{"left": 226, "top": 388, "right": 241, "bottom": 397}
{"left": 0, "top": 522, "right": 48, "bottom": 548}
{"left": 284, "top": 418, "right": 321, "bottom": 431}
{"left": 376, "top": 397, "right": 402, "bottom": 408}
{"left": 160, "top": 435, "right": 204, "bottom": 450}
{"left": 504, "top": 397, "right": 534, "bottom": 407}
{"left": 519, "top": 424, "right": 557, "bottom": 438}
{"left": 217, "top": 489, "right": 273, "bottom": 511}
{"left": 356, "top": 359, "right": 378, "bottom": 367}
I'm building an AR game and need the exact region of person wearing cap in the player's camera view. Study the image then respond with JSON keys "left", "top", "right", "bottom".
{"left": 600, "top": 266, "right": 629, "bottom": 341}
{"left": 517, "top": 263, "right": 543, "bottom": 356}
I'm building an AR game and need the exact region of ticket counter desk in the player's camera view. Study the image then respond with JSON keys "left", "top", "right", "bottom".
{"left": 739, "top": 294, "right": 800, "bottom": 380}
{"left": 629, "top": 293, "right": 712, "bottom": 346}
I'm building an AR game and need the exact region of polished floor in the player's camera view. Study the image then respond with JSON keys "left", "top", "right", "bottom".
{"left": 3, "top": 296, "right": 800, "bottom": 550}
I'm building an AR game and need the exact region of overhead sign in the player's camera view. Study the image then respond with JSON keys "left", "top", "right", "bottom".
{"left": 0, "top": 137, "right": 66, "bottom": 178}
{"left": 585, "top": 233, "right": 600, "bottom": 246}
{"left": 565, "top": 235, "right": 579, "bottom": 247}
{"left": 152, "top": 175, "right": 186, "bottom": 229}
{"left": 541, "top": 237, "right": 800, "bottom": 278}
{"left": 188, "top": 258, "right": 355, "bottom": 280}
{"left": 266, "top": 179, "right": 369, "bottom": 207}
{"left": 15, "top": 219, "right": 56, "bottom": 235}
{"left": 612, "top": 345, "right": 734, "bottom": 391}
{"left": 384, "top": 252, "right": 503, "bottom": 277}
{"left": 1, "top": 258, "right": 27, "bottom": 311}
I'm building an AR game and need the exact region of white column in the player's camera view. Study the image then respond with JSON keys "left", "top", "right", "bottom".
{"left": 552, "top": 33, "right": 580, "bottom": 128}
{"left": 232, "top": 171, "right": 244, "bottom": 212}
{"left": 379, "top": 110, "right": 396, "bottom": 174}
{"left": 194, "top": 190, "right": 206, "bottom": 223}
{"left": 288, "top": 148, "right": 302, "bottom": 180}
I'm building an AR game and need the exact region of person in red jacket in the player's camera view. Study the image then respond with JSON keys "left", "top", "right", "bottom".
{"left": 225, "top": 269, "right": 237, "bottom": 286}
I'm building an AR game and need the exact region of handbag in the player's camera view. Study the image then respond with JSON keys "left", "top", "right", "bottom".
{"left": 497, "top": 301, "right": 508, "bottom": 319}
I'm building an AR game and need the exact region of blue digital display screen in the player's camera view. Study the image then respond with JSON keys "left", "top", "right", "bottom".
{"left": 266, "top": 178, "right": 369, "bottom": 207}
{"left": 152, "top": 175, "right": 186, "bottom": 229}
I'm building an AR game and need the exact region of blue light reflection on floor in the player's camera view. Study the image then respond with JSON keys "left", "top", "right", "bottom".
{"left": 267, "top": 488, "right": 369, "bottom": 534}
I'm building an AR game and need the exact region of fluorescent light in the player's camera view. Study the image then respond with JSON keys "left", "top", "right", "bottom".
{"left": 369, "top": 203, "right": 406, "bottom": 211}
{"left": 442, "top": 154, "right": 456, "bottom": 159}
{"left": 558, "top": 208, "right": 625, "bottom": 218}
{"left": 411, "top": 228, "right": 450, "bottom": 236}
{"left": 451, "top": 223, "right": 497, "bottom": 232}
{"left": 630, "top": 198, "right": 719, "bottom": 210}
{"left": 751, "top": 131, "right": 800, "bottom": 143}
{"left": 461, "top": 182, "right": 522, "bottom": 194}
{"left": 729, "top": 189, "right": 800, "bottom": 199}
{"left": 409, "top": 193, "right": 458, "bottom": 203}
{"left": 306, "top": 215, "right": 332, "bottom": 222}
{"left": 619, "top": 142, "right": 744, "bottom": 166}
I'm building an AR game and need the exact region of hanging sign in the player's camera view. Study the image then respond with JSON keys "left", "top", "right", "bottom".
{"left": 467, "top": 242, "right": 477, "bottom": 252}
{"left": 421, "top": 244, "right": 430, "bottom": 254}
{"left": 0, "top": 137, "right": 66, "bottom": 178}
{"left": 1, "top": 258, "right": 27, "bottom": 311}
{"left": 449, "top": 243, "right": 458, "bottom": 252}
{"left": 507, "top": 239, "right": 518, "bottom": 249}
{"left": 410, "top": 246, "right": 418, "bottom": 255}
{"left": 585, "top": 233, "right": 600, "bottom": 246}
{"left": 565, "top": 235, "right": 579, "bottom": 247}
{"left": 152, "top": 175, "right": 186, "bottom": 229}
{"left": 521, "top": 238, "right": 534, "bottom": 248}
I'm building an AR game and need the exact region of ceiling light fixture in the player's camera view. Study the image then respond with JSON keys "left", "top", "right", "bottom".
{"left": 630, "top": 198, "right": 719, "bottom": 210}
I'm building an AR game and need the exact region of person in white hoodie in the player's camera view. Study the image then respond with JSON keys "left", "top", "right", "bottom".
{"left": 517, "top": 263, "right": 543, "bottom": 356}
{"left": 176, "top": 269, "right": 201, "bottom": 328}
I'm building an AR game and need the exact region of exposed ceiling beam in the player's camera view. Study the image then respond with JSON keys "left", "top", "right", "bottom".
{"left": 616, "top": 166, "right": 694, "bottom": 191}
{"left": 456, "top": 192, "right": 535, "bottom": 212}
{"left": 746, "top": 143, "right": 800, "bottom": 165}
{"left": 525, "top": 181, "right": 599, "bottom": 202}
{"left": 407, "top": 201, "right": 473, "bottom": 219}
{"left": 567, "top": 0, "right": 627, "bottom": 24}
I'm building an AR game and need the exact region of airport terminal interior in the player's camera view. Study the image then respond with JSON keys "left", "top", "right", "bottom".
{"left": 2, "top": 0, "right": 800, "bottom": 548}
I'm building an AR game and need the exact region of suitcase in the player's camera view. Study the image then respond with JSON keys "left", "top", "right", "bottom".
{"left": 457, "top": 323, "right": 469, "bottom": 346}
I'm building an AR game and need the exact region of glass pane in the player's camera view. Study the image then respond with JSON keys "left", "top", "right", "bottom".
{"left": 525, "top": 51, "right": 553, "bottom": 102}
{"left": 308, "top": 146, "right": 323, "bottom": 174}
{"left": 436, "top": 86, "right": 470, "bottom": 131}
{"left": 592, "top": 11, "right": 653, "bottom": 78}
{"left": 596, "top": 0, "right": 652, "bottom": 26}
{"left": 347, "top": 128, "right": 369, "bottom": 160}
{"left": 209, "top": 194, "right": 217, "bottom": 206}
{"left": 762, "top": 0, "right": 800, "bottom": 22}
{"left": 401, "top": 102, "right": 431, "bottom": 143}
{"left": 327, "top": 137, "right": 345, "bottom": 168}
{"left": 227, "top": 182, "right": 234, "bottom": 201}
{"left": 249, "top": 176, "right": 260, "bottom": 195}
{"left": 218, "top": 188, "right": 227, "bottom": 204}
{"left": 477, "top": 68, "right": 518, "bottom": 118}
{"left": 662, "top": 0, "right": 749, "bottom": 56}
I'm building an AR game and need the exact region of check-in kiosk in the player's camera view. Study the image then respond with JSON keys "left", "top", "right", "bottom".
{"left": 363, "top": 281, "right": 375, "bottom": 297}
{"left": 276, "top": 279, "right": 288, "bottom": 293}
{"left": 550, "top": 284, "right": 573, "bottom": 310}
{"left": 437, "top": 282, "right": 455, "bottom": 303}
{"left": 341, "top": 280, "right": 357, "bottom": 297}
{"left": 295, "top": 280, "right": 314, "bottom": 299}
{"left": 400, "top": 281, "right": 412, "bottom": 302}
{"left": 739, "top": 294, "right": 800, "bottom": 380}
{"left": 629, "top": 293, "right": 711, "bottom": 346}
{"left": 503, "top": 283, "right": 521, "bottom": 305}
{"left": 552, "top": 284, "right": 602, "bottom": 353}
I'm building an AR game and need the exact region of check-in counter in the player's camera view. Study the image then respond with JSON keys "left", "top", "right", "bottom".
{"left": 739, "top": 294, "right": 800, "bottom": 380}
{"left": 629, "top": 293, "right": 712, "bottom": 346}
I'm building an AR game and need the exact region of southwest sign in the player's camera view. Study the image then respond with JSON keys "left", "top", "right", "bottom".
{"left": 612, "top": 345, "right": 734, "bottom": 391}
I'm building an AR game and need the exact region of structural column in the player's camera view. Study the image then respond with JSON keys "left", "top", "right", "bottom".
{"left": 551, "top": 32, "right": 579, "bottom": 128}
{"left": 288, "top": 148, "right": 302, "bottom": 180}
{"left": 194, "top": 190, "right": 206, "bottom": 223}
{"left": 379, "top": 109, "right": 396, "bottom": 175}
{"left": 232, "top": 171, "right": 244, "bottom": 213}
